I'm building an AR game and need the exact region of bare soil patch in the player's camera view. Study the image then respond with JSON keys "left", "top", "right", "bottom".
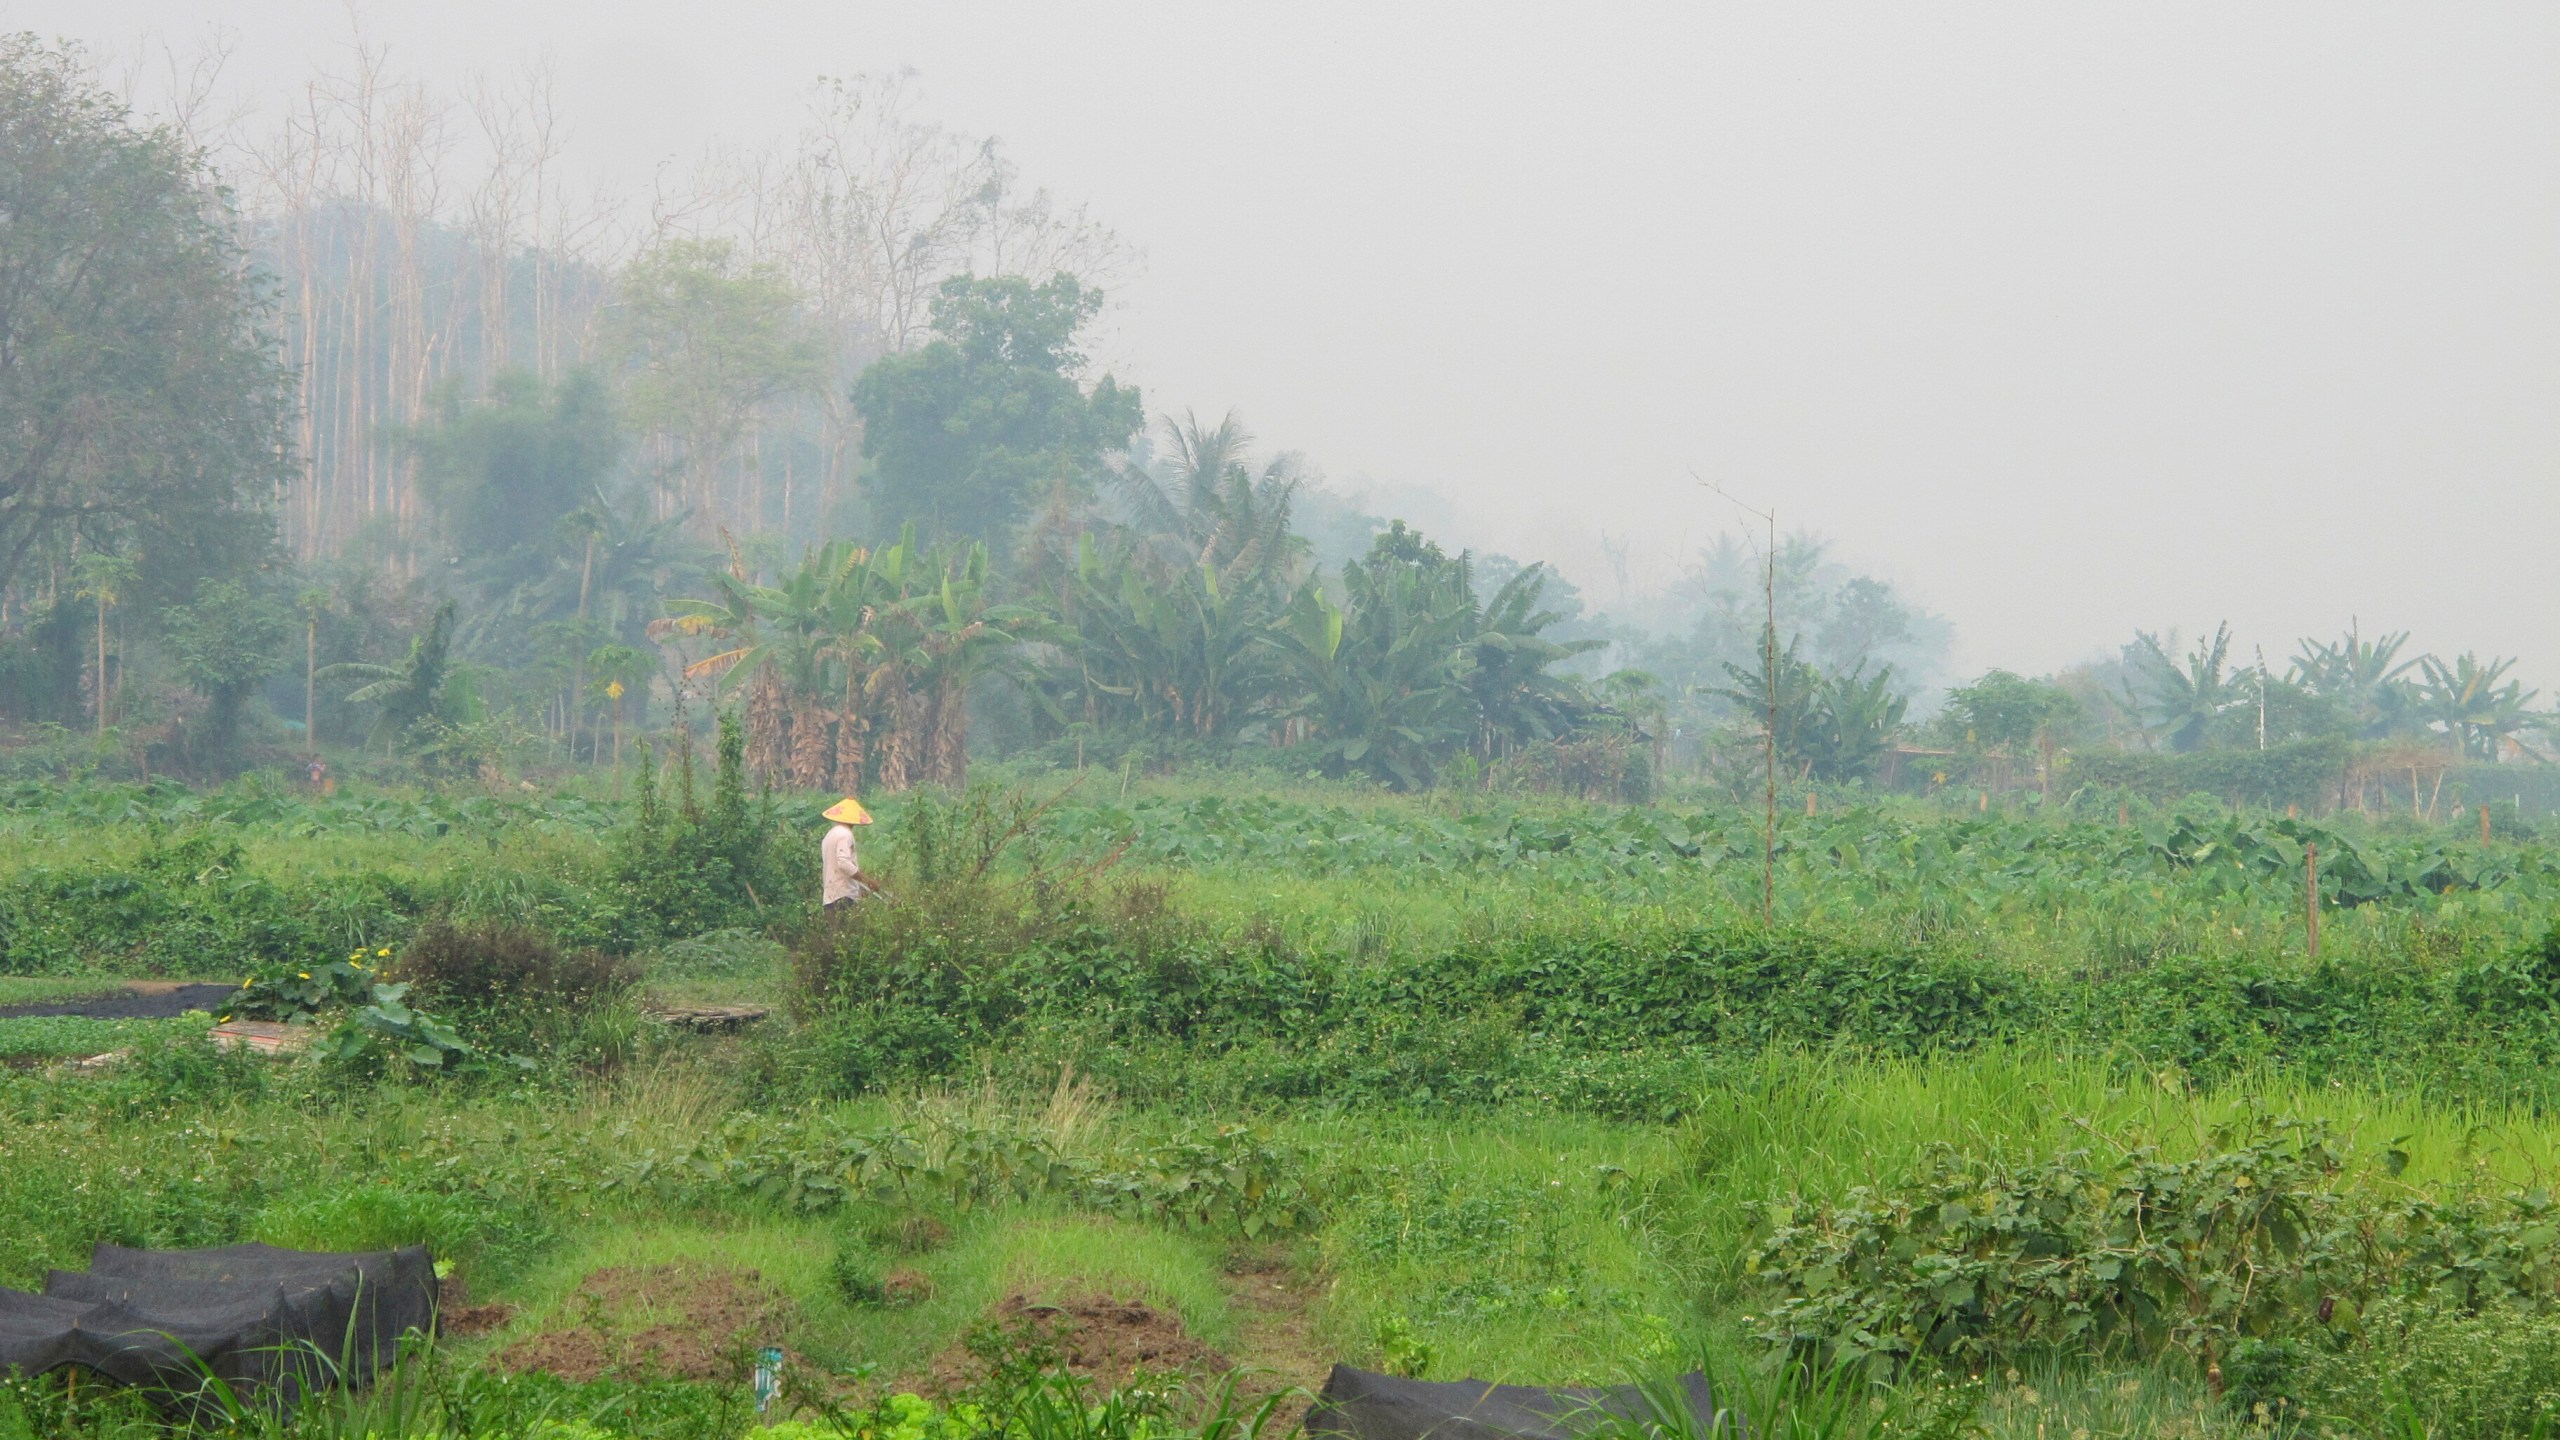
{"left": 493, "top": 1263, "right": 796, "bottom": 1384}
{"left": 915, "top": 1292, "right": 1231, "bottom": 1396}
{"left": 435, "top": 1276, "right": 515, "bottom": 1339}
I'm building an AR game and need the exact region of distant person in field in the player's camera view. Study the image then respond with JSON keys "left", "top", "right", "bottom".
{"left": 821, "top": 796, "right": 876, "bottom": 912}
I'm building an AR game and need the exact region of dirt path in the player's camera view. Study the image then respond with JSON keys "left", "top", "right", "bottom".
{"left": 1218, "top": 1247, "right": 1333, "bottom": 1425}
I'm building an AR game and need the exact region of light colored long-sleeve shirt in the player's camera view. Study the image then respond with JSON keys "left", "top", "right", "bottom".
{"left": 821, "top": 824, "right": 863, "bottom": 905}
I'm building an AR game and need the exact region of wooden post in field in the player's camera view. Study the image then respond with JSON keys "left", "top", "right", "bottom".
{"left": 1805, "top": 791, "right": 1817, "bottom": 817}
{"left": 2118, "top": 800, "right": 2128, "bottom": 828}
{"left": 2482, "top": 804, "right": 2494, "bottom": 847}
{"left": 2306, "top": 843, "right": 2320, "bottom": 960}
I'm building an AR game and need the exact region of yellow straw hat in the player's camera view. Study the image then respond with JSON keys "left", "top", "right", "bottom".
{"left": 822, "top": 797, "right": 874, "bottom": 825}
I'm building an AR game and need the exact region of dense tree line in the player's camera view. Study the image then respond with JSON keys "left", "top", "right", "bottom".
{"left": 0, "top": 33, "right": 2548, "bottom": 804}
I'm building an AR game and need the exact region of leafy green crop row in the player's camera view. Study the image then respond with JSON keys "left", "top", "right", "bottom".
{"left": 789, "top": 874, "right": 2560, "bottom": 1116}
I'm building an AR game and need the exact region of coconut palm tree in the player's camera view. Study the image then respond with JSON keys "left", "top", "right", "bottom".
{"left": 1116, "top": 410, "right": 1311, "bottom": 582}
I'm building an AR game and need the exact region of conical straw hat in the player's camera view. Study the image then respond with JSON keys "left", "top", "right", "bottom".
{"left": 822, "top": 797, "right": 873, "bottom": 825}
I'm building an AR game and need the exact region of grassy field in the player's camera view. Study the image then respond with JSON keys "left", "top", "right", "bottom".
{"left": 4, "top": 769, "right": 2559, "bottom": 1437}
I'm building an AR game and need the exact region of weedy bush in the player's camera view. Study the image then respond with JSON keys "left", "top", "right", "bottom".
{"left": 613, "top": 715, "right": 793, "bottom": 940}
{"left": 602, "top": 1106, "right": 1321, "bottom": 1238}
{"left": 1747, "top": 1115, "right": 2560, "bottom": 1383}
{"left": 394, "top": 919, "right": 638, "bottom": 1013}
{"left": 2291, "top": 1293, "right": 2560, "bottom": 1437}
{"left": 383, "top": 919, "right": 638, "bottom": 1068}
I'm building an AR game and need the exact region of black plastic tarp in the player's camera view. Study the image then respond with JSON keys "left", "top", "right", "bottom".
{"left": 0, "top": 1243, "right": 436, "bottom": 1411}
{"left": 1306, "top": 1365, "right": 1724, "bottom": 1440}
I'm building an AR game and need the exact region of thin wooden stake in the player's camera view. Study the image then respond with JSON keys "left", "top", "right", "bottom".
{"left": 1805, "top": 791, "right": 1817, "bottom": 817}
{"left": 2306, "top": 842, "right": 2321, "bottom": 960}
{"left": 2482, "top": 803, "right": 2494, "bottom": 847}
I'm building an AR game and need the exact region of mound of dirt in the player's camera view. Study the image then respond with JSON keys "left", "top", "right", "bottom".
{"left": 435, "top": 1276, "right": 514, "bottom": 1339}
{"left": 494, "top": 1263, "right": 795, "bottom": 1384}
{"left": 0, "top": 983, "right": 239, "bottom": 1019}
{"left": 917, "top": 1293, "right": 1232, "bottom": 1397}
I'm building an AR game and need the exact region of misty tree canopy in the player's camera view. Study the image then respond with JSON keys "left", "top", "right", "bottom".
{"left": 0, "top": 34, "right": 286, "bottom": 606}
{"left": 851, "top": 274, "right": 1143, "bottom": 548}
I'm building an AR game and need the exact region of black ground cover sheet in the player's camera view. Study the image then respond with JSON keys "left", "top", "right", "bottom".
{"left": 0, "top": 1243, "right": 435, "bottom": 1411}
{"left": 1307, "top": 1364, "right": 1724, "bottom": 1440}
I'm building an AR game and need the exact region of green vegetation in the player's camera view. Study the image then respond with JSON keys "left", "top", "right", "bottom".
{"left": 0, "top": 766, "right": 2556, "bottom": 1437}
{"left": 6, "top": 25, "right": 2560, "bottom": 1440}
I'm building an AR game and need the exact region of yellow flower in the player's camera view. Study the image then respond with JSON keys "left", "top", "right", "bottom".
{"left": 297, "top": 972, "right": 310, "bottom": 980}
{"left": 377, "top": 947, "right": 391, "bottom": 958}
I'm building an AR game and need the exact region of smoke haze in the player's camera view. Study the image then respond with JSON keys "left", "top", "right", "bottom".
{"left": 21, "top": 0, "right": 2558, "bottom": 685}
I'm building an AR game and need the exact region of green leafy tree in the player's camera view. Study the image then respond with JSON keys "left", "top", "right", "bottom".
{"left": 158, "top": 579, "right": 289, "bottom": 770}
{"left": 892, "top": 542, "right": 1054, "bottom": 789}
{"left": 406, "top": 369, "right": 623, "bottom": 600}
{"left": 1116, "top": 410, "right": 1309, "bottom": 580}
{"left": 1944, "top": 670, "right": 2078, "bottom": 755}
{"left": 1274, "top": 526, "right": 1472, "bottom": 789}
{"left": 605, "top": 239, "right": 823, "bottom": 525}
{"left": 0, "top": 36, "right": 285, "bottom": 609}
{"left": 1271, "top": 523, "right": 1593, "bottom": 789}
{"left": 850, "top": 273, "right": 1143, "bottom": 547}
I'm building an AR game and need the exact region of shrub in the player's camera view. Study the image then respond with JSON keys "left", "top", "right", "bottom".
{"left": 1747, "top": 1117, "right": 2560, "bottom": 1380}
{"left": 393, "top": 919, "right": 637, "bottom": 1013}
{"left": 613, "top": 713, "right": 792, "bottom": 939}
{"left": 390, "top": 919, "right": 637, "bottom": 1065}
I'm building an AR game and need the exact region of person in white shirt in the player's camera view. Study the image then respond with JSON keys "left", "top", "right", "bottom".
{"left": 820, "top": 796, "right": 876, "bottom": 911}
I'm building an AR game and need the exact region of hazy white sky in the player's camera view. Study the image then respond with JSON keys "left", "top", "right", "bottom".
{"left": 19, "top": 1, "right": 2560, "bottom": 688}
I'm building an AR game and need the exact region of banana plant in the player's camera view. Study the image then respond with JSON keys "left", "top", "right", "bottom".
{"left": 2418, "top": 652, "right": 2541, "bottom": 761}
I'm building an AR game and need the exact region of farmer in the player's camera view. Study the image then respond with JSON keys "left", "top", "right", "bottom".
{"left": 820, "top": 796, "right": 876, "bottom": 912}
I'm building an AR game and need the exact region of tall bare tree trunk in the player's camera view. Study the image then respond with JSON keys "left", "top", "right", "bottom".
{"left": 831, "top": 699, "right": 867, "bottom": 793}
{"left": 873, "top": 674, "right": 913, "bottom": 793}
{"left": 934, "top": 673, "right": 970, "bottom": 787}
{"left": 746, "top": 672, "right": 787, "bottom": 781}
{"left": 788, "top": 700, "right": 832, "bottom": 790}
